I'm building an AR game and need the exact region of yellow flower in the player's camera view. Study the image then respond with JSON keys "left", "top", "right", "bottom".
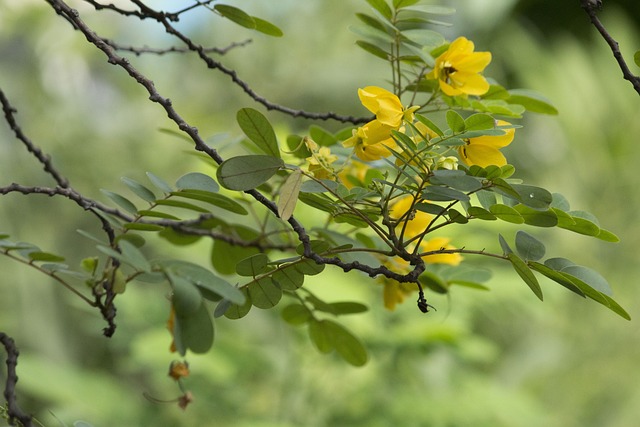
{"left": 390, "top": 196, "right": 432, "bottom": 238}
{"left": 342, "top": 119, "right": 397, "bottom": 161}
{"left": 458, "top": 120, "right": 515, "bottom": 167}
{"left": 306, "top": 146, "right": 338, "bottom": 179}
{"left": 358, "top": 86, "right": 419, "bottom": 127}
{"left": 419, "top": 237, "right": 462, "bottom": 266}
{"left": 427, "top": 37, "right": 491, "bottom": 96}
{"left": 338, "top": 160, "right": 370, "bottom": 189}
{"left": 383, "top": 281, "right": 418, "bottom": 311}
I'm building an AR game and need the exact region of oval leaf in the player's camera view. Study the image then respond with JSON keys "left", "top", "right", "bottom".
{"left": 515, "top": 230, "right": 545, "bottom": 261}
{"left": 237, "top": 108, "right": 280, "bottom": 158}
{"left": 174, "top": 301, "right": 214, "bottom": 354}
{"left": 214, "top": 4, "right": 256, "bottom": 29}
{"left": 171, "top": 274, "right": 203, "bottom": 316}
{"left": 278, "top": 169, "right": 303, "bottom": 221}
{"left": 217, "top": 155, "right": 283, "bottom": 191}
{"left": 176, "top": 172, "right": 220, "bottom": 192}
{"left": 236, "top": 253, "right": 270, "bottom": 277}
{"left": 247, "top": 277, "right": 282, "bottom": 309}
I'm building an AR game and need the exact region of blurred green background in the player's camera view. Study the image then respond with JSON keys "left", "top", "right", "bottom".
{"left": 1, "top": 1, "right": 639, "bottom": 426}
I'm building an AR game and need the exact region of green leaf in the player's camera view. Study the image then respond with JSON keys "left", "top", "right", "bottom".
{"left": 236, "top": 108, "right": 280, "bottom": 158}
{"left": 514, "top": 205, "right": 558, "bottom": 227}
{"left": 158, "top": 228, "right": 201, "bottom": 246}
{"left": 123, "top": 223, "right": 164, "bottom": 232}
{"left": 600, "top": 294, "right": 631, "bottom": 320}
{"left": 294, "top": 258, "right": 325, "bottom": 276}
{"left": 429, "top": 169, "right": 482, "bottom": 191}
{"left": 154, "top": 199, "right": 209, "bottom": 213}
{"left": 170, "top": 274, "right": 203, "bottom": 316}
{"left": 146, "top": 172, "right": 173, "bottom": 194}
{"left": 366, "top": 0, "right": 392, "bottom": 20}
{"left": 529, "top": 261, "right": 584, "bottom": 297}
{"left": 118, "top": 239, "right": 151, "bottom": 271}
{"left": 100, "top": 190, "right": 138, "bottom": 214}
{"left": 415, "top": 202, "right": 447, "bottom": 215}
{"left": 467, "top": 206, "right": 496, "bottom": 220}
{"left": 309, "top": 125, "right": 338, "bottom": 147}
{"left": 489, "top": 204, "right": 524, "bottom": 224}
{"left": 236, "top": 253, "right": 270, "bottom": 277}
{"left": 507, "top": 253, "right": 543, "bottom": 301}
{"left": 415, "top": 114, "right": 444, "bottom": 137}
{"left": 216, "top": 155, "right": 283, "bottom": 191}
{"left": 326, "top": 302, "right": 368, "bottom": 316}
{"left": 163, "top": 260, "right": 245, "bottom": 304}
{"left": 278, "top": 169, "right": 302, "bottom": 221}
{"left": 214, "top": 4, "right": 256, "bottom": 29}
{"left": 309, "top": 319, "right": 334, "bottom": 353}
{"left": 562, "top": 265, "right": 612, "bottom": 296}
{"left": 252, "top": 16, "right": 283, "bottom": 37}
{"left": 635, "top": 50, "right": 640, "bottom": 68}
{"left": 121, "top": 177, "right": 156, "bottom": 203}
{"left": 356, "top": 40, "right": 389, "bottom": 60}
{"left": 394, "top": 0, "right": 420, "bottom": 8}
{"left": 175, "top": 172, "right": 220, "bottom": 192}
{"left": 355, "top": 13, "right": 392, "bottom": 37}
{"left": 271, "top": 267, "right": 305, "bottom": 291}
{"left": 401, "top": 29, "right": 444, "bottom": 47}
{"left": 511, "top": 184, "right": 553, "bottom": 210}
{"left": 223, "top": 288, "right": 252, "bottom": 319}
{"left": 27, "top": 251, "right": 65, "bottom": 263}
{"left": 247, "top": 277, "right": 282, "bottom": 309}
{"left": 515, "top": 230, "right": 545, "bottom": 261}
{"left": 324, "top": 320, "right": 369, "bottom": 366}
{"left": 137, "top": 210, "right": 180, "bottom": 220}
{"left": 596, "top": 228, "right": 620, "bottom": 243}
{"left": 464, "top": 113, "right": 495, "bottom": 131}
{"left": 498, "top": 234, "right": 513, "bottom": 255}
{"left": 173, "top": 301, "right": 214, "bottom": 355}
{"left": 448, "top": 208, "right": 468, "bottom": 224}
{"left": 490, "top": 177, "right": 520, "bottom": 199}
{"left": 281, "top": 304, "right": 312, "bottom": 325}
{"left": 171, "top": 190, "right": 247, "bottom": 215}
{"left": 508, "top": 89, "right": 558, "bottom": 115}
{"left": 419, "top": 271, "right": 449, "bottom": 294}
{"left": 446, "top": 110, "right": 465, "bottom": 133}
{"left": 423, "top": 185, "right": 470, "bottom": 202}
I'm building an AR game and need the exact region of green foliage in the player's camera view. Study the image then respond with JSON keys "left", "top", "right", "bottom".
{"left": 0, "top": 0, "right": 632, "bottom": 423}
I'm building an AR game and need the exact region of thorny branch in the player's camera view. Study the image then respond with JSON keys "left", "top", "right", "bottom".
{"left": 0, "top": 333, "right": 33, "bottom": 427}
{"left": 579, "top": 0, "right": 640, "bottom": 95}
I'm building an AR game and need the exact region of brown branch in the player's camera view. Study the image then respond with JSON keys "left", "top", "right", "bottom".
{"left": 579, "top": 0, "right": 640, "bottom": 95}
{"left": 0, "top": 333, "right": 33, "bottom": 427}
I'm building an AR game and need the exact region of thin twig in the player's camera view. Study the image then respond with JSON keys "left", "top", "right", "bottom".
{"left": 101, "top": 38, "right": 252, "bottom": 56}
{"left": 579, "top": 0, "right": 640, "bottom": 95}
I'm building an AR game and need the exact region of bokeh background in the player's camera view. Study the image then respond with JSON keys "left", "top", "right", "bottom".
{"left": 1, "top": 1, "right": 639, "bottom": 426}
